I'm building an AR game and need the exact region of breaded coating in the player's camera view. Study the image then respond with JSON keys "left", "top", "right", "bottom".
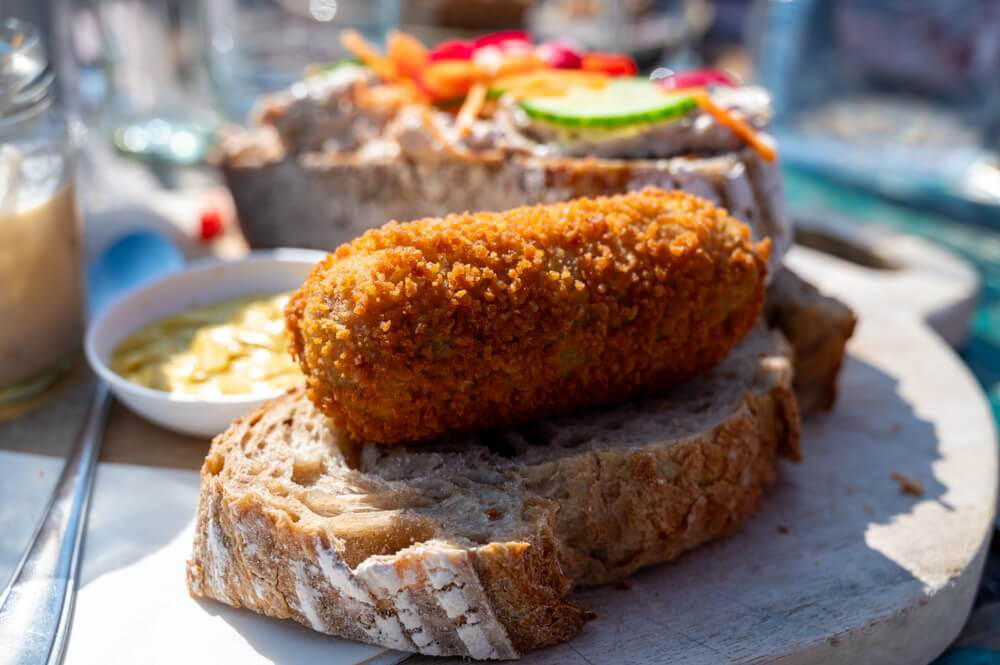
{"left": 286, "top": 188, "right": 769, "bottom": 444}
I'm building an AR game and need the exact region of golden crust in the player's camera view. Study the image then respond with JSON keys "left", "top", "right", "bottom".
{"left": 286, "top": 187, "right": 768, "bottom": 444}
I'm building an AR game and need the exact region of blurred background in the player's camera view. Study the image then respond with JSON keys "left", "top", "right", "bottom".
{"left": 8, "top": 0, "right": 999, "bottom": 210}
{"left": 1, "top": 3, "right": 999, "bottom": 398}
{"left": 2, "top": 1, "right": 999, "bottom": 372}
{"left": 3, "top": 0, "right": 999, "bottom": 412}
{"left": 3, "top": 0, "right": 997, "bottom": 210}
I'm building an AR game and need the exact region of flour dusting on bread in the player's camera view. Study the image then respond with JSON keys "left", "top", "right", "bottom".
{"left": 187, "top": 325, "right": 799, "bottom": 658}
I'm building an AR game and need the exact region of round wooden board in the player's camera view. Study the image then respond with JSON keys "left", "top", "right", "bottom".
{"left": 435, "top": 313, "right": 997, "bottom": 665}
{"left": 788, "top": 221, "right": 980, "bottom": 348}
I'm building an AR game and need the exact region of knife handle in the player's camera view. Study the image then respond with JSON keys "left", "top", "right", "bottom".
{"left": 0, "top": 384, "right": 110, "bottom": 665}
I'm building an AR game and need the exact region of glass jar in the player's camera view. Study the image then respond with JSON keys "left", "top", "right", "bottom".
{"left": 0, "top": 19, "right": 82, "bottom": 402}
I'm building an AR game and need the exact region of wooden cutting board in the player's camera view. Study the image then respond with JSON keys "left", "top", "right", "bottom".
{"left": 409, "top": 313, "right": 997, "bottom": 665}
{"left": 1, "top": 234, "right": 994, "bottom": 665}
{"left": 412, "top": 238, "right": 995, "bottom": 665}
{"left": 790, "top": 219, "right": 980, "bottom": 348}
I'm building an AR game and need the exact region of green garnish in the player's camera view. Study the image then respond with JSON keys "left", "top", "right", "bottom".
{"left": 305, "top": 59, "right": 364, "bottom": 79}
{"left": 519, "top": 79, "right": 697, "bottom": 129}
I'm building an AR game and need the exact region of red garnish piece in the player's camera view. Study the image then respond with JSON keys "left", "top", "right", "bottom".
{"left": 472, "top": 45, "right": 506, "bottom": 70}
{"left": 659, "top": 68, "right": 736, "bottom": 90}
{"left": 199, "top": 208, "right": 224, "bottom": 242}
{"left": 429, "top": 39, "right": 475, "bottom": 62}
{"left": 580, "top": 53, "right": 638, "bottom": 77}
{"left": 474, "top": 31, "right": 531, "bottom": 50}
{"left": 536, "top": 41, "right": 582, "bottom": 69}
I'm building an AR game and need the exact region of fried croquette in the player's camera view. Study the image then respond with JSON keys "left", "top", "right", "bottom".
{"left": 286, "top": 187, "right": 770, "bottom": 444}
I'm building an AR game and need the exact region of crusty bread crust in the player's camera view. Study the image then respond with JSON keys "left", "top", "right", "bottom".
{"left": 187, "top": 326, "right": 799, "bottom": 659}
{"left": 223, "top": 149, "right": 789, "bottom": 274}
{"left": 766, "top": 268, "right": 857, "bottom": 414}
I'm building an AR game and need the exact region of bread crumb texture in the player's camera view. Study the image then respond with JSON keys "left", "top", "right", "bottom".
{"left": 186, "top": 326, "right": 800, "bottom": 659}
{"left": 287, "top": 187, "right": 769, "bottom": 444}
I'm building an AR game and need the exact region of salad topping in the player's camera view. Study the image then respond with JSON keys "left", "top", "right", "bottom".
{"left": 336, "top": 29, "right": 773, "bottom": 162}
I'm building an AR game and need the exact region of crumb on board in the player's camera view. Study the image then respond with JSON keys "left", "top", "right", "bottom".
{"left": 614, "top": 580, "right": 632, "bottom": 591}
{"left": 891, "top": 423, "right": 903, "bottom": 434}
{"left": 777, "top": 526, "right": 790, "bottom": 535}
{"left": 891, "top": 471, "right": 924, "bottom": 497}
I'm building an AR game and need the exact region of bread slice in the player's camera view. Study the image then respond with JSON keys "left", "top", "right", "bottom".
{"left": 766, "top": 268, "right": 857, "bottom": 414}
{"left": 187, "top": 325, "right": 800, "bottom": 659}
{"left": 221, "top": 75, "right": 789, "bottom": 273}
{"left": 222, "top": 146, "right": 790, "bottom": 276}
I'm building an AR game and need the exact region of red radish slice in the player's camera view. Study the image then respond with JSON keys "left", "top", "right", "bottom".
{"left": 474, "top": 31, "right": 531, "bottom": 50}
{"left": 429, "top": 39, "right": 475, "bottom": 62}
{"left": 473, "top": 45, "right": 505, "bottom": 69}
{"left": 658, "top": 69, "right": 736, "bottom": 89}
{"left": 536, "top": 41, "right": 582, "bottom": 69}
{"left": 499, "top": 40, "right": 533, "bottom": 56}
{"left": 581, "top": 53, "right": 638, "bottom": 77}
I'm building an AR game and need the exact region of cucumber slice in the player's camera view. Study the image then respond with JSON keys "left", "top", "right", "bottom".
{"left": 519, "top": 79, "right": 697, "bottom": 129}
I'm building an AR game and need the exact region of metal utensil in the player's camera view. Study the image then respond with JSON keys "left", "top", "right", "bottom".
{"left": 0, "top": 230, "right": 182, "bottom": 665}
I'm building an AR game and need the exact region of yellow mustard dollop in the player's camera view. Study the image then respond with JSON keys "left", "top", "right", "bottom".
{"left": 111, "top": 293, "right": 302, "bottom": 397}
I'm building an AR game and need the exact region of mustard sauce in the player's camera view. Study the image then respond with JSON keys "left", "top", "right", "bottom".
{"left": 111, "top": 293, "right": 302, "bottom": 397}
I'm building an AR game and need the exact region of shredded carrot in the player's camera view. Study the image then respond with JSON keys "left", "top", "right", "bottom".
{"left": 361, "top": 83, "right": 415, "bottom": 111}
{"left": 387, "top": 31, "right": 428, "bottom": 78}
{"left": 342, "top": 30, "right": 428, "bottom": 107}
{"left": 454, "top": 83, "right": 487, "bottom": 137}
{"left": 399, "top": 79, "right": 430, "bottom": 105}
{"left": 694, "top": 92, "right": 776, "bottom": 162}
{"left": 341, "top": 29, "right": 381, "bottom": 65}
{"left": 422, "top": 60, "right": 488, "bottom": 100}
{"left": 341, "top": 29, "right": 398, "bottom": 82}
{"left": 421, "top": 107, "right": 474, "bottom": 160}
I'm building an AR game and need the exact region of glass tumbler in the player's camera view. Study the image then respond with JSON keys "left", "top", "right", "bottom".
{"left": 202, "top": 0, "right": 401, "bottom": 122}
{"left": 0, "top": 19, "right": 83, "bottom": 403}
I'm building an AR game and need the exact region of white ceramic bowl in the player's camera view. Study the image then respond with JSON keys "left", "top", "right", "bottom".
{"left": 85, "top": 249, "right": 326, "bottom": 439}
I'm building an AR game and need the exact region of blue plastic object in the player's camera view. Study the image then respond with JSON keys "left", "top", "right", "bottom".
{"left": 85, "top": 229, "right": 184, "bottom": 317}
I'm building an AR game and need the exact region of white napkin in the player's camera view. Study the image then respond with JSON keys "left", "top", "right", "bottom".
{"left": 0, "top": 451, "right": 405, "bottom": 665}
{"left": 0, "top": 451, "right": 61, "bottom": 586}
